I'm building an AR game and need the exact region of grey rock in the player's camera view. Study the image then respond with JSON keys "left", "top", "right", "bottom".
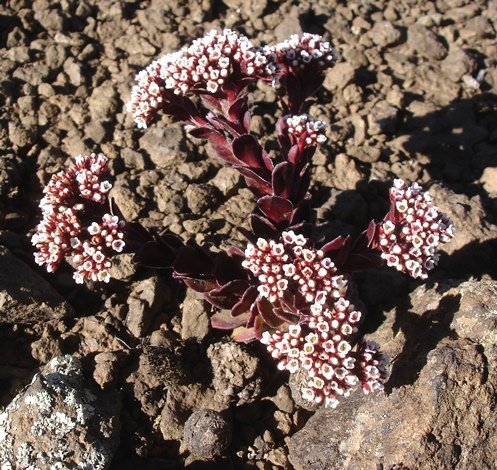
{"left": 347, "top": 145, "right": 381, "bottom": 163}
{"left": 8, "top": 121, "right": 35, "bottom": 148}
{"left": 0, "top": 355, "right": 121, "bottom": 469}
{"left": 183, "top": 410, "right": 232, "bottom": 459}
{"left": 450, "top": 280, "right": 497, "bottom": 347}
{"left": 274, "top": 6, "right": 302, "bottom": 41}
{"left": 115, "top": 34, "right": 156, "bottom": 56}
{"left": 481, "top": 167, "right": 497, "bottom": 194}
{"left": 0, "top": 153, "right": 22, "bottom": 200}
{"left": 289, "top": 341, "right": 496, "bottom": 470}
{"left": 109, "top": 175, "right": 141, "bottom": 220}
{"left": 289, "top": 370, "right": 320, "bottom": 412}
{"left": 121, "top": 148, "right": 146, "bottom": 170}
{"left": 330, "top": 154, "right": 366, "bottom": 190}
{"left": 94, "top": 352, "right": 120, "bottom": 389}
{"left": 0, "top": 246, "right": 73, "bottom": 324}
{"left": 408, "top": 23, "right": 448, "bottom": 60}
{"left": 84, "top": 121, "right": 108, "bottom": 143}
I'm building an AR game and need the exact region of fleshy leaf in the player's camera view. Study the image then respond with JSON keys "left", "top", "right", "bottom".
{"left": 215, "top": 252, "right": 247, "bottom": 285}
{"left": 173, "top": 243, "right": 214, "bottom": 277}
{"left": 256, "top": 297, "right": 284, "bottom": 328}
{"left": 272, "top": 161, "right": 294, "bottom": 199}
{"left": 257, "top": 195, "right": 294, "bottom": 225}
{"left": 232, "top": 134, "right": 264, "bottom": 169}
{"left": 211, "top": 310, "right": 249, "bottom": 330}
{"left": 231, "top": 286, "right": 258, "bottom": 317}
{"left": 132, "top": 241, "right": 174, "bottom": 269}
{"left": 251, "top": 214, "right": 277, "bottom": 239}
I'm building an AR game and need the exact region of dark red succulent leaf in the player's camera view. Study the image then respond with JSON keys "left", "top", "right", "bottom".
{"left": 228, "top": 96, "right": 249, "bottom": 123}
{"left": 235, "top": 166, "right": 272, "bottom": 195}
{"left": 132, "top": 240, "right": 175, "bottom": 269}
{"left": 211, "top": 310, "right": 250, "bottom": 330}
{"left": 199, "top": 93, "right": 223, "bottom": 114}
{"left": 227, "top": 245, "right": 245, "bottom": 258}
{"left": 321, "top": 235, "right": 349, "bottom": 256}
{"left": 178, "top": 276, "right": 218, "bottom": 293}
{"left": 284, "top": 72, "right": 304, "bottom": 114}
{"left": 205, "top": 290, "right": 242, "bottom": 310}
{"left": 250, "top": 213, "right": 278, "bottom": 239}
{"left": 214, "top": 251, "right": 247, "bottom": 285}
{"left": 209, "top": 279, "right": 249, "bottom": 297}
{"left": 293, "top": 167, "right": 311, "bottom": 202}
{"left": 173, "top": 241, "right": 215, "bottom": 278}
{"left": 231, "top": 286, "right": 258, "bottom": 317}
{"left": 271, "top": 304, "right": 300, "bottom": 324}
{"left": 272, "top": 161, "right": 294, "bottom": 199}
{"left": 256, "top": 297, "right": 285, "bottom": 328}
{"left": 242, "top": 110, "right": 251, "bottom": 134}
{"left": 237, "top": 226, "right": 257, "bottom": 244}
{"left": 278, "top": 289, "right": 307, "bottom": 316}
{"left": 290, "top": 199, "right": 312, "bottom": 226}
{"left": 161, "top": 91, "right": 206, "bottom": 124}
{"left": 257, "top": 195, "right": 294, "bottom": 225}
{"left": 207, "top": 114, "right": 246, "bottom": 138}
{"left": 232, "top": 325, "right": 261, "bottom": 343}
{"left": 366, "top": 219, "right": 380, "bottom": 248}
{"left": 276, "top": 117, "right": 291, "bottom": 153}
{"left": 232, "top": 134, "right": 267, "bottom": 169}
{"left": 341, "top": 252, "right": 383, "bottom": 272}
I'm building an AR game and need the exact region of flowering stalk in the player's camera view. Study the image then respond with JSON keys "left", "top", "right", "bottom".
{"left": 33, "top": 30, "right": 455, "bottom": 409}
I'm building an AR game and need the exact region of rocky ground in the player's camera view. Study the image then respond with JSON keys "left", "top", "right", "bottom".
{"left": 1, "top": 0, "right": 497, "bottom": 468}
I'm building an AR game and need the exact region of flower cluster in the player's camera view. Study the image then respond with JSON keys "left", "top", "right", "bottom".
{"left": 285, "top": 114, "right": 327, "bottom": 146}
{"left": 261, "top": 297, "right": 387, "bottom": 408}
{"left": 242, "top": 230, "right": 347, "bottom": 306}
{"left": 72, "top": 214, "right": 125, "bottom": 284}
{"left": 127, "top": 60, "right": 164, "bottom": 130}
{"left": 129, "top": 29, "right": 275, "bottom": 128}
{"left": 269, "top": 33, "right": 338, "bottom": 73}
{"left": 32, "top": 153, "right": 125, "bottom": 283}
{"left": 376, "top": 179, "right": 455, "bottom": 279}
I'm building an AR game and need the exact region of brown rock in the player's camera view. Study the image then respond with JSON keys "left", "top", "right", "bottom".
{"left": 408, "top": 23, "right": 448, "bottom": 60}
{"left": 126, "top": 276, "right": 171, "bottom": 338}
{"left": 369, "top": 21, "right": 402, "bottom": 48}
{"left": 181, "top": 290, "right": 210, "bottom": 341}
{"left": 94, "top": 352, "right": 120, "bottom": 389}
{"left": 183, "top": 410, "right": 232, "bottom": 459}
{"left": 207, "top": 341, "right": 263, "bottom": 408}
{"left": 289, "top": 340, "right": 497, "bottom": 470}
{"left": 480, "top": 167, "right": 497, "bottom": 194}
{"left": 288, "top": 280, "right": 497, "bottom": 470}
{"left": 0, "top": 246, "right": 73, "bottom": 325}
{"left": 139, "top": 125, "right": 185, "bottom": 167}
{"left": 330, "top": 154, "right": 366, "bottom": 190}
